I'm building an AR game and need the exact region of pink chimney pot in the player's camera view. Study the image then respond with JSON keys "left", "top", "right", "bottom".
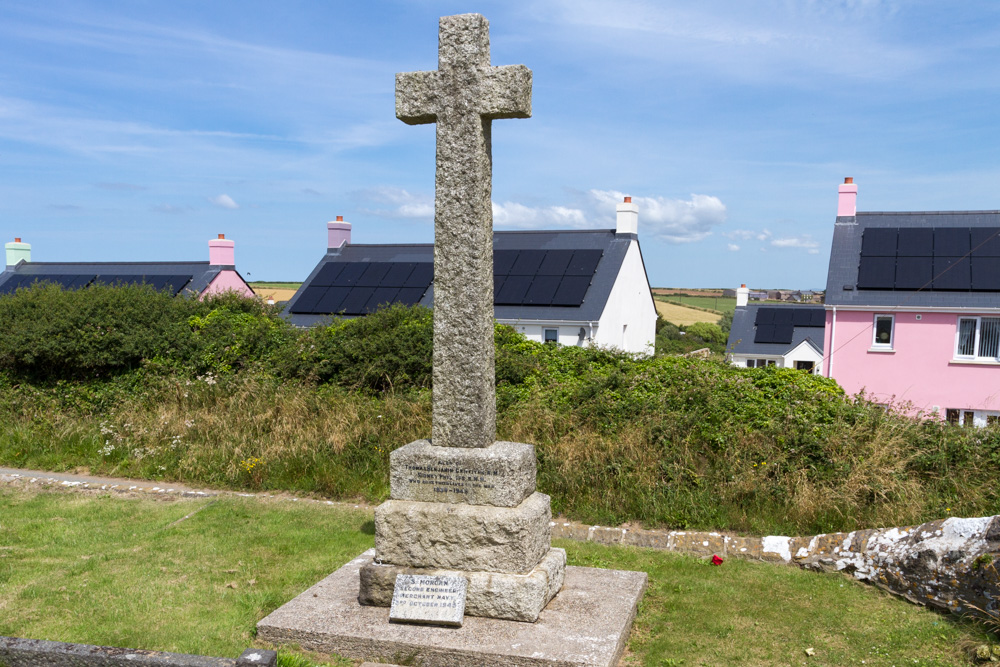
{"left": 838, "top": 177, "right": 858, "bottom": 217}
{"left": 208, "top": 233, "right": 235, "bottom": 266}
{"left": 327, "top": 217, "right": 352, "bottom": 249}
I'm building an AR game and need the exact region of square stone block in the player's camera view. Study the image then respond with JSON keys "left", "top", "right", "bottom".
{"left": 374, "top": 493, "right": 551, "bottom": 573}
{"left": 390, "top": 439, "right": 535, "bottom": 507}
{"left": 361, "top": 548, "right": 566, "bottom": 622}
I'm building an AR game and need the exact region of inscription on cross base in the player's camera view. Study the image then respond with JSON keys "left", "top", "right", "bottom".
{"left": 396, "top": 13, "right": 532, "bottom": 449}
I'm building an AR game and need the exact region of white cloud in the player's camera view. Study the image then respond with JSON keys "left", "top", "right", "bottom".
{"left": 589, "top": 189, "right": 727, "bottom": 243}
{"left": 493, "top": 202, "right": 588, "bottom": 229}
{"left": 727, "top": 243, "right": 740, "bottom": 252}
{"left": 210, "top": 194, "right": 239, "bottom": 209}
{"left": 771, "top": 236, "right": 821, "bottom": 254}
{"left": 357, "top": 186, "right": 433, "bottom": 219}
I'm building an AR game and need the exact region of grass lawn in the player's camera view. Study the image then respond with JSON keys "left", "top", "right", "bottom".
{"left": 248, "top": 282, "right": 303, "bottom": 290}
{"left": 0, "top": 486, "right": 992, "bottom": 666}
{"left": 655, "top": 294, "right": 737, "bottom": 315}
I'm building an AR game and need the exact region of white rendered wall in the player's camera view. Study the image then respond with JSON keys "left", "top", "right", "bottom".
{"left": 591, "top": 241, "right": 657, "bottom": 356}
{"left": 781, "top": 340, "right": 823, "bottom": 373}
{"left": 504, "top": 323, "right": 590, "bottom": 347}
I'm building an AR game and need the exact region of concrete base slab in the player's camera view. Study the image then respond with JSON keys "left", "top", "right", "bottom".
{"left": 258, "top": 550, "right": 647, "bottom": 667}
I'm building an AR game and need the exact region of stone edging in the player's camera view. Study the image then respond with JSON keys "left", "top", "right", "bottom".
{"left": 0, "top": 637, "right": 275, "bottom": 667}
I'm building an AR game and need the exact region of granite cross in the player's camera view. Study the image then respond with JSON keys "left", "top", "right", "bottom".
{"left": 396, "top": 13, "right": 532, "bottom": 449}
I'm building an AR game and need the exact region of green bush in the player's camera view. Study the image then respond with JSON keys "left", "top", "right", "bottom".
{"left": 186, "top": 293, "right": 292, "bottom": 374}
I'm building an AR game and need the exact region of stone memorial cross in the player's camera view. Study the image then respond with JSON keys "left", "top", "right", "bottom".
{"left": 395, "top": 13, "right": 532, "bottom": 449}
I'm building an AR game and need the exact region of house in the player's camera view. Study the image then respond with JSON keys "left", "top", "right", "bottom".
{"left": 285, "top": 197, "right": 657, "bottom": 355}
{"left": 822, "top": 178, "right": 1000, "bottom": 425}
{"left": 726, "top": 284, "right": 825, "bottom": 371}
{"left": 0, "top": 234, "right": 254, "bottom": 298}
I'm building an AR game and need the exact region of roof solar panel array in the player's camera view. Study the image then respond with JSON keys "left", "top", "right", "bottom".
{"left": 858, "top": 227, "right": 1000, "bottom": 291}
{"left": 493, "top": 248, "right": 602, "bottom": 307}
{"left": 0, "top": 273, "right": 193, "bottom": 296}
{"left": 289, "top": 261, "right": 434, "bottom": 315}
{"left": 753, "top": 307, "right": 825, "bottom": 344}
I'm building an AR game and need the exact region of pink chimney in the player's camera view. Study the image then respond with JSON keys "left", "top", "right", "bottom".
{"left": 327, "top": 215, "right": 352, "bottom": 250}
{"left": 838, "top": 177, "right": 857, "bottom": 217}
{"left": 208, "top": 233, "right": 235, "bottom": 266}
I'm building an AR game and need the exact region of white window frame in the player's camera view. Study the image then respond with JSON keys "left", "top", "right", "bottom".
{"left": 955, "top": 316, "right": 1000, "bottom": 361}
{"left": 871, "top": 314, "right": 895, "bottom": 349}
{"left": 543, "top": 328, "right": 559, "bottom": 344}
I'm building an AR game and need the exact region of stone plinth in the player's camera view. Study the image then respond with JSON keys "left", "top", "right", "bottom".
{"left": 373, "top": 492, "right": 551, "bottom": 572}
{"left": 257, "top": 550, "right": 647, "bottom": 667}
{"left": 361, "top": 548, "right": 566, "bottom": 622}
{"left": 390, "top": 439, "right": 535, "bottom": 507}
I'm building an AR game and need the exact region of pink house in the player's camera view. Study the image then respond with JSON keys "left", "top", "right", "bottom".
{"left": 1, "top": 234, "right": 254, "bottom": 299}
{"left": 822, "top": 178, "right": 1000, "bottom": 425}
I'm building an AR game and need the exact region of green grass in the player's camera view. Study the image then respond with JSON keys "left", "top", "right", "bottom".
{"left": 655, "top": 294, "right": 736, "bottom": 315}
{"left": 0, "top": 487, "right": 992, "bottom": 666}
{"left": 248, "top": 282, "right": 302, "bottom": 289}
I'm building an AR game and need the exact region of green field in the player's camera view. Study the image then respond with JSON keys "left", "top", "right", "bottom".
{"left": 248, "top": 282, "right": 302, "bottom": 290}
{"left": 1, "top": 486, "right": 992, "bottom": 666}
{"left": 655, "top": 294, "right": 736, "bottom": 315}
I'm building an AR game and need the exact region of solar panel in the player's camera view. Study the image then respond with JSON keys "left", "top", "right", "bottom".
{"left": 894, "top": 257, "right": 932, "bottom": 289}
{"left": 773, "top": 309, "right": 794, "bottom": 325}
{"left": 861, "top": 228, "right": 897, "bottom": 257}
{"left": 164, "top": 275, "right": 193, "bottom": 295}
{"left": 523, "top": 275, "right": 561, "bottom": 305}
{"left": 312, "top": 262, "right": 345, "bottom": 287}
{"left": 972, "top": 258, "right": 1000, "bottom": 291}
{"left": 289, "top": 286, "right": 329, "bottom": 314}
{"left": 550, "top": 276, "right": 590, "bottom": 306}
{"left": 395, "top": 287, "right": 428, "bottom": 306}
{"left": 316, "top": 286, "right": 352, "bottom": 313}
{"left": 792, "top": 309, "right": 813, "bottom": 327}
{"left": 0, "top": 275, "right": 24, "bottom": 294}
{"left": 537, "top": 249, "right": 574, "bottom": 276}
{"left": 971, "top": 228, "right": 1000, "bottom": 257}
{"left": 356, "top": 263, "right": 391, "bottom": 287}
{"left": 754, "top": 308, "right": 776, "bottom": 325}
{"left": 809, "top": 309, "right": 826, "bottom": 327}
{"left": 367, "top": 287, "right": 401, "bottom": 312}
{"left": 857, "top": 257, "right": 896, "bottom": 289}
{"left": 933, "top": 256, "right": 971, "bottom": 290}
{"left": 338, "top": 286, "right": 376, "bottom": 314}
{"left": 510, "top": 249, "right": 545, "bottom": 276}
{"left": 934, "top": 228, "right": 970, "bottom": 257}
{"left": 67, "top": 275, "right": 97, "bottom": 289}
{"left": 565, "top": 250, "right": 603, "bottom": 276}
{"left": 336, "top": 263, "right": 367, "bottom": 286}
{"left": 404, "top": 263, "right": 433, "bottom": 288}
{"left": 493, "top": 250, "right": 518, "bottom": 275}
{"left": 772, "top": 324, "right": 795, "bottom": 344}
{"left": 493, "top": 275, "right": 506, "bottom": 300}
{"left": 381, "top": 263, "right": 416, "bottom": 287}
{"left": 495, "top": 275, "right": 532, "bottom": 305}
{"left": 896, "top": 228, "right": 933, "bottom": 257}
{"left": 754, "top": 324, "right": 776, "bottom": 344}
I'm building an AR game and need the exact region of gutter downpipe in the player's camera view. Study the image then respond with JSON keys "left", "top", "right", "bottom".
{"left": 828, "top": 306, "right": 837, "bottom": 378}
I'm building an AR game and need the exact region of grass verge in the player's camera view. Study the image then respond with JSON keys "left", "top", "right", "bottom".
{"left": 0, "top": 486, "right": 993, "bottom": 666}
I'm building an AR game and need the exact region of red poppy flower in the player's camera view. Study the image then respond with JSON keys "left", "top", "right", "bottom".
{"left": 711, "top": 554, "right": 724, "bottom": 566}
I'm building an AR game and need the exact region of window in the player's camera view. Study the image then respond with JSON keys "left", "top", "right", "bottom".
{"left": 872, "top": 314, "right": 894, "bottom": 348}
{"left": 795, "top": 361, "right": 815, "bottom": 372}
{"left": 955, "top": 317, "right": 1000, "bottom": 360}
{"left": 747, "top": 359, "right": 775, "bottom": 368}
{"left": 543, "top": 328, "right": 558, "bottom": 344}
{"left": 946, "top": 409, "right": 960, "bottom": 425}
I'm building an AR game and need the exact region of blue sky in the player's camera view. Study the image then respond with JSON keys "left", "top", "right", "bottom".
{"left": 3, "top": 0, "right": 1000, "bottom": 288}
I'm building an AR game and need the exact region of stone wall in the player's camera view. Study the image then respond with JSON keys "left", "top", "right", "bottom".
{"left": 552, "top": 515, "right": 1000, "bottom": 618}
{"left": 0, "top": 637, "right": 275, "bottom": 667}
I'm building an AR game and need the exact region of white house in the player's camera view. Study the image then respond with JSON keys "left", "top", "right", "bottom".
{"left": 285, "top": 197, "right": 657, "bottom": 355}
{"left": 725, "top": 285, "right": 825, "bottom": 372}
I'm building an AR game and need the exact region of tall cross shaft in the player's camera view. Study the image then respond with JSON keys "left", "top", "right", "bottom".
{"left": 396, "top": 14, "right": 532, "bottom": 449}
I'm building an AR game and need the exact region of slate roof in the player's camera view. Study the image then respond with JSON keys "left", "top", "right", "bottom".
{"left": 0, "top": 261, "right": 236, "bottom": 297}
{"left": 727, "top": 303, "right": 825, "bottom": 357}
{"left": 825, "top": 210, "right": 1000, "bottom": 308}
{"left": 284, "top": 229, "right": 645, "bottom": 327}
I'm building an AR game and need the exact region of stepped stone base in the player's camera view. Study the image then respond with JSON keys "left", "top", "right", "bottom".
{"left": 257, "top": 549, "right": 648, "bottom": 667}
{"left": 374, "top": 492, "right": 551, "bottom": 572}
{"left": 360, "top": 547, "right": 566, "bottom": 622}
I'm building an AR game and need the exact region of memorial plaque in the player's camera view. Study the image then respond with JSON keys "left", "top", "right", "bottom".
{"left": 389, "top": 574, "right": 467, "bottom": 627}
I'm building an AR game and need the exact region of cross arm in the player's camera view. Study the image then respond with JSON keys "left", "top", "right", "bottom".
{"left": 396, "top": 70, "right": 440, "bottom": 125}
{"left": 480, "top": 65, "right": 532, "bottom": 120}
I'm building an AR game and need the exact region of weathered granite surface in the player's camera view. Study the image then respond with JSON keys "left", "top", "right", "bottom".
{"left": 389, "top": 439, "right": 535, "bottom": 507}
{"left": 0, "top": 637, "right": 274, "bottom": 667}
{"left": 258, "top": 550, "right": 646, "bottom": 667}
{"left": 374, "top": 492, "right": 551, "bottom": 572}
{"left": 396, "top": 13, "right": 531, "bottom": 450}
{"left": 360, "top": 548, "right": 566, "bottom": 622}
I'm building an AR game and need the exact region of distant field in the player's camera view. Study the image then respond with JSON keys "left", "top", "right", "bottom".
{"left": 250, "top": 283, "right": 299, "bottom": 302}
{"left": 249, "top": 282, "right": 301, "bottom": 289}
{"left": 657, "top": 295, "right": 736, "bottom": 315}
{"left": 651, "top": 287, "right": 725, "bottom": 297}
{"left": 654, "top": 300, "right": 721, "bottom": 326}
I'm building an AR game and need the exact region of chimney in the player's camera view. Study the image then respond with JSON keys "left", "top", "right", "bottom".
{"left": 5, "top": 237, "right": 31, "bottom": 267}
{"left": 327, "top": 216, "right": 352, "bottom": 250}
{"left": 208, "top": 233, "right": 235, "bottom": 266}
{"left": 837, "top": 177, "right": 857, "bottom": 217}
{"left": 616, "top": 196, "right": 638, "bottom": 235}
{"left": 736, "top": 283, "right": 749, "bottom": 308}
